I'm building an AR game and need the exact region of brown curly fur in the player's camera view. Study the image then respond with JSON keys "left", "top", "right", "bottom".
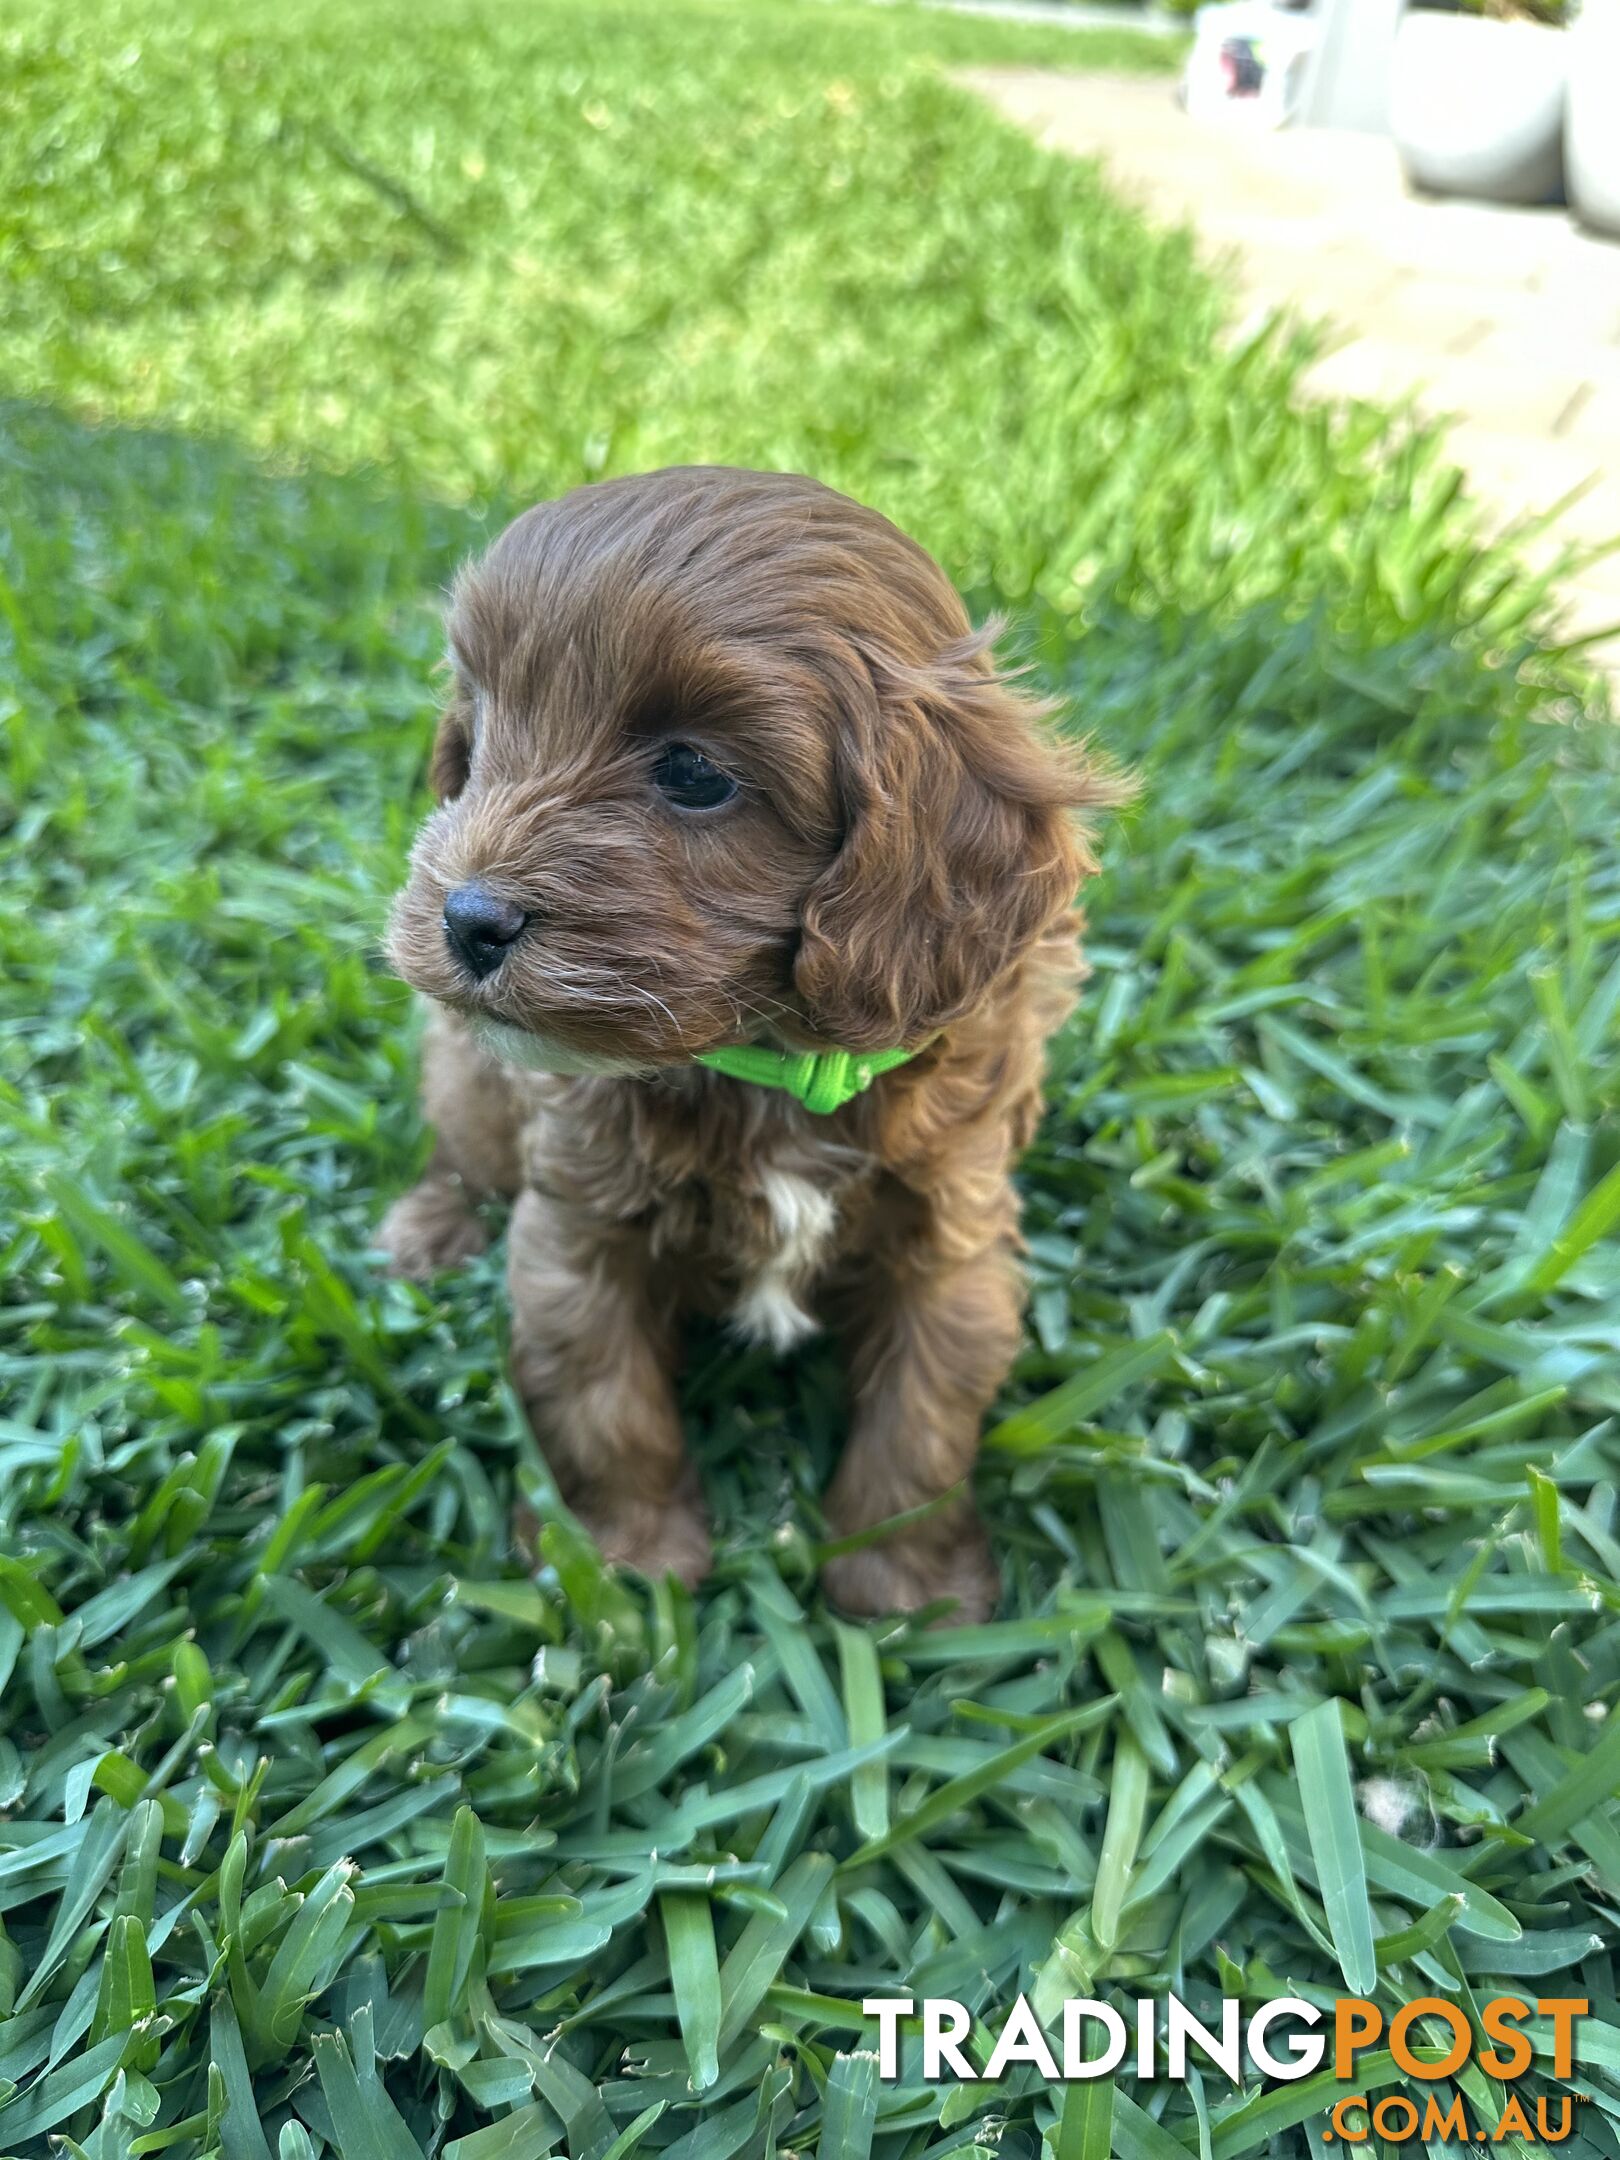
{"left": 380, "top": 466, "right": 1123, "bottom": 1620}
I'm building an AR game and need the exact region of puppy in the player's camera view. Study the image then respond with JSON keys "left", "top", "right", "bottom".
{"left": 381, "top": 466, "right": 1120, "bottom": 1620}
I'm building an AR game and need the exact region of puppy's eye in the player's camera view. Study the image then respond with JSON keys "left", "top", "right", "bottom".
{"left": 652, "top": 742, "right": 738, "bottom": 811}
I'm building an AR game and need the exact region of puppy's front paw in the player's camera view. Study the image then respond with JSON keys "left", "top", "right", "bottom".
{"left": 822, "top": 1515, "right": 998, "bottom": 1625}
{"left": 592, "top": 1498, "right": 714, "bottom": 1589}
{"left": 376, "top": 1175, "right": 489, "bottom": 1280}
{"left": 516, "top": 1495, "right": 713, "bottom": 1591}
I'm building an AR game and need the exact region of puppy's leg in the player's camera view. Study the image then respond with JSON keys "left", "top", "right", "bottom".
{"left": 822, "top": 1196, "right": 1023, "bottom": 1624}
{"left": 378, "top": 1011, "right": 522, "bottom": 1279}
{"left": 507, "top": 1188, "right": 711, "bottom": 1588}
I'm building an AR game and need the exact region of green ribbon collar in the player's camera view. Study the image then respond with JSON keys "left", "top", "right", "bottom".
{"left": 694, "top": 1042, "right": 916, "bottom": 1114}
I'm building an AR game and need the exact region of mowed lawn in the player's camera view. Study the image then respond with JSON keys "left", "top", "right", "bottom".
{"left": 4, "top": 0, "right": 1620, "bottom": 2152}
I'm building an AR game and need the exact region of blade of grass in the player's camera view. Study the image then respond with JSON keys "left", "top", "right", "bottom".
{"left": 1090, "top": 1733, "right": 1150, "bottom": 1954}
{"left": 660, "top": 1891, "right": 722, "bottom": 2094}
{"left": 1290, "top": 1701, "right": 1377, "bottom": 1994}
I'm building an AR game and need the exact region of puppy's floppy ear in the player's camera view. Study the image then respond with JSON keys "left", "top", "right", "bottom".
{"left": 428, "top": 706, "right": 471, "bottom": 802}
{"left": 794, "top": 628, "right": 1126, "bottom": 1051}
{"left": 428, "top": 615, "right": 478, "bottom": 802}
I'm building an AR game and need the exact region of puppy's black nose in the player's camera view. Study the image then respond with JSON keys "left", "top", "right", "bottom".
{"left": 443, "top": 882, "right": 527, "bottom": 979}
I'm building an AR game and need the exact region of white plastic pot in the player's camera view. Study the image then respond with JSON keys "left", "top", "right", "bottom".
{"left": 1389, "top": 11, "right": 1566, "bottom": 207}
{"left": 1566, "top": 5, "right": 1620, "bottom": 236}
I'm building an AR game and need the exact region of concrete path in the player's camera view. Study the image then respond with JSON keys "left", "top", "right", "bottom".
{"left": 917, "top": 0, "right": 1184, "bottom": 37}
{"left": 960, "top": 67, "right": 1620, "bottom": 665}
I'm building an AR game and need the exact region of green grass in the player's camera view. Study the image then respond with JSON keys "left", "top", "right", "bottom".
{"left": 3, "top": 0, "right": 1620, "bottom": 2154}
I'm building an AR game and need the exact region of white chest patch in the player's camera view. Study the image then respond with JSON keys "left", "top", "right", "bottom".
{"left": 731, "top": 1168, "right": 839, "bottom": 1353}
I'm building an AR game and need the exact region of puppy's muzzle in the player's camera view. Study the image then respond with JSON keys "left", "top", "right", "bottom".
{"left": 443, "top": 882, "right": 528, "bottom": 980}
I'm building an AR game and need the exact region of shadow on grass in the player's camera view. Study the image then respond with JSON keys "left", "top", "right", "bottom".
{"left": 6, "top": 394, "right": 1620, "bottom": 1567}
